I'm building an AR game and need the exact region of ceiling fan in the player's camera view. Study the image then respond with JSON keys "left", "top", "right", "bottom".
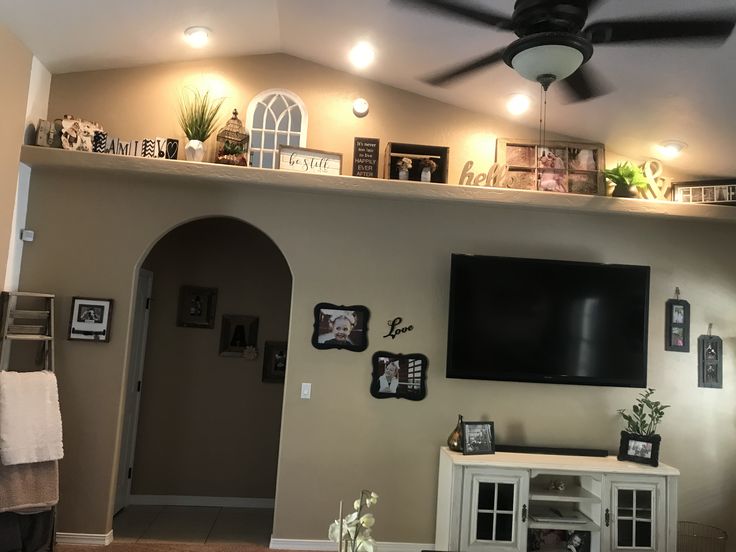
{"left": 394, "top": 0, "right": 736, "bottom": 101}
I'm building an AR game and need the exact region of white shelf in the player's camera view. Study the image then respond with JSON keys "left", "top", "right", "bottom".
{"left": 530, "top": 485, "right": 601, "bottom": 503}
{"left": 528, "top": 519, "right": 600, "bottom": 532}
{"left": 19, "top": 145, "right": 736, "bottom": 226}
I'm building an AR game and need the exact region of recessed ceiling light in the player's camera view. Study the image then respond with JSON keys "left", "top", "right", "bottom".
{"left": 349, "top": 42, "right": 375, "bottom": 70}
{"left": 506, "top": 94, "right": 531, "bottom": 115}
{"left": 184, "top": 27, "right": 210, "bottom": 49}
{"left": 353, "top": 98, "right": 369, "bottom": 117}
{"left": 657, "top": 140, "right": 687, "bottom": 159}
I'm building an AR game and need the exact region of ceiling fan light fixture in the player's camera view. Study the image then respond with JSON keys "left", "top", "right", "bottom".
{"left": 504, "top": 32, "right": 593, "bottom": 83}
{"left": 349, "top": 41, "right": 376, "bottom": 70}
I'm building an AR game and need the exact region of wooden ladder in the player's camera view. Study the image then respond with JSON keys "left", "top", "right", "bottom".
{"left": 0, "top": 291, "right": 55, "bottom": 372}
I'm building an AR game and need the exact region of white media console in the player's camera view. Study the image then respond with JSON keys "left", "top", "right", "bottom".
{"left": 435, "top": 447, "right": 679, "bottom": 552}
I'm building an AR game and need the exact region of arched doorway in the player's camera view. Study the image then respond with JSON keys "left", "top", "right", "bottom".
{"left": 114, "top": 217, "right": 292, "bottom": 544}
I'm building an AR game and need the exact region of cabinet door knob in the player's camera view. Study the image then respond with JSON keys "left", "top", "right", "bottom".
{"left": 522, "top": 504, "right": 527, "bottom": 523}
{"left": 605, "top": 508, "right": 610, "bottom": 527}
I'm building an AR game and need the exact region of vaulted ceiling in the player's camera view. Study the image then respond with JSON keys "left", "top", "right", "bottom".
{"left": 3, "top": 0, "right": 735, "bottom": 177}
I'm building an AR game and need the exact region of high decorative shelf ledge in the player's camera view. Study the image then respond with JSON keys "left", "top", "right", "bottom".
{"left": 20, "top": 146, "right": 736, "bottom": 224}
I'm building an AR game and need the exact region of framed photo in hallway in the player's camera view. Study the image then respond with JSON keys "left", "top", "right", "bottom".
{"left": 311, "top": 303, "right": 370, "bottom": 352}
{"left": 68, "top": 297, "right": 113, "bottom": 342}
{"left": 177, "top": 285, "right": 217, "bottom": 328}
{"left": 219, "top": 314, "right": 259, "bottom": 358}
{"left": 263, "top": 341, "right": 287, "bottom": 382}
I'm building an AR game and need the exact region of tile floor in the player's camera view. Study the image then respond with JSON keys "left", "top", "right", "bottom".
{"left": 112, "top": 505, "right": 274, "bottom": 545}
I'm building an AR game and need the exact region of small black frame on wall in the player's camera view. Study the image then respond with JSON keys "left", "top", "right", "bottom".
{"left": 698, "top": 333, "right": 723, "bottom": 389}
{"left": 665, "top": 298, "right": 689, "bottom": 352}
{"left": 370, "top": 351, "right": 428, "bottom": 400}
{"left": 177, "top": 285, "right": 217, "bottom": 329}
{"left": 311, "top": 303, "right": 370, "bottom": 352}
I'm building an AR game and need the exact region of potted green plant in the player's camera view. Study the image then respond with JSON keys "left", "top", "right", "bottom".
{"left": 604, "top": 161, "right": 649, "bottom": 198}
{"left": 616, "top": 388, "right": 669, "bottom": 466}
{"left": 177, "top": 89, "right": 225, "bottom": 162}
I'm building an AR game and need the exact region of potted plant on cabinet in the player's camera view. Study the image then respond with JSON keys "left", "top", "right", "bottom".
{"left": 605, "top": 161, "right": 649, "bottom": 198}
{"left": 178, "top": 89, "right": 225, "bottom": 162}
{"left": 616, "top": 388, "right": 669, "bottom": 466}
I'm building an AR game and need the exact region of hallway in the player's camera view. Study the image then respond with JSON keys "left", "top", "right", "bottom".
{"left": 112, "top": 505, "right": 273, "bottom": 545}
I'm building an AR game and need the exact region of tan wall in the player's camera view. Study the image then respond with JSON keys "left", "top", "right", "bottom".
{"left": 33, "top": 53, "right": 733, "bottom": 539}
{"left": 0, "top": 25, "right": 33, "bottom": 286}
{"left": 132, "top": 217, "right": 290, "bottom": 497}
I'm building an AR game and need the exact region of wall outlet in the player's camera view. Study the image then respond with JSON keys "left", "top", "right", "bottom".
{"left": 300, "top": 383, "right": 312, "bottom": 399}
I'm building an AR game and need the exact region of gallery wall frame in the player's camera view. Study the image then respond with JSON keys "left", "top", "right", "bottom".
{"left": 68, "top": 297, "right": 113, "bottom": 342}
{"left": 177, "top": 286, "right": 217, "bottom": 329}
{"left": 664, "top": 298, "right": 690, "bottom": 352}
{"left": 370, "top": 351, "right": 428, "bottom": 400}
{"left": 311, "top": 303, "right": 370, "bottom": 352}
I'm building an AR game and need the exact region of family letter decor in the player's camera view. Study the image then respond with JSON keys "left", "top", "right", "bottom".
{"left": 458, "top": 160, "right": 509, "bottom": 187}
{"left": 276, "top": 146, "right": 342, "bottom": 176}
{"left": 353, "top": 137, "right": 380, "bottom": 178}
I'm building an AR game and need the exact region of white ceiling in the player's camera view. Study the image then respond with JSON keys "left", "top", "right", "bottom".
{"left": 2, "top": 0, "right": 735, "bottom": 177}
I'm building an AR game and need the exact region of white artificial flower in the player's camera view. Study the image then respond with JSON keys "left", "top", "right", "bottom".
{"left": 354, "top": 499, "right": 361, "bottom": 510}
{"left": 360, "top": 514, "right": 375, "bottom": 528}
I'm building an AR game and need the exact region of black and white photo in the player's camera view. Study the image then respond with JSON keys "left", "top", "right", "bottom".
{"left": 617, "top": 431, "right": 661, "bottom": 467}
{"left": 263, "top": 341, "right": 287, "bottom": 382}
{"left": 461, "top": 421, "right": 495, "bottom": 455}
{"left": 69, "top": 297, "right": 113, "bottom": 342}
{"left": 698, "top": 333, "right": 723, "bottom": 389}
{"left": 177, "top": 285, "right": 218, "bottom": 328}
{"left": 370, "top": 351, "right": 428, "bottom": 400}
{"left": 311, "top": 303, "right": 369, "bottom": 352}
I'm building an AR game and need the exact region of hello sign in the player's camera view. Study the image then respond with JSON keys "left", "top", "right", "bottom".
{"left": 458, "top": 160, "right": 509, "bottom": 187}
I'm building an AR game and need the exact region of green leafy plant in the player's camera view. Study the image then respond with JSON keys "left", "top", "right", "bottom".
{"left": 604, "top": 161, "right": 649, "bottom": 190}
{"left": 177, "top": 89, "right": 224, "bottom": 142}
{"left": 617, "top": 388, "right": 670, "bottom": 436}
{"left": 222, "top": 140, "right": 244, "bottom": 155}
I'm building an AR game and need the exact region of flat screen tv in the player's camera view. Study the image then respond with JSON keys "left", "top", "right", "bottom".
{"left": 447, "top": 254, "right": 650, "bottom": 388}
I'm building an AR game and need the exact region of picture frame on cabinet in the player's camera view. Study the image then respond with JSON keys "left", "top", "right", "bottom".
{"left": 311, "top": 303, "right": 369, "bottom": 352}
{"left": 461, "top": 421, "right": 495, "bottom": 455}
{"left": 370, "top": 351, "right": 428, "bottom": 400}
{"left": 665, "top": 298, "right": 690, "bottom": 352}
{"left": 68, "top": 297, "right": 113, "bottom": 342}
{"left": 617, "top": 431, "right": 661, "bottom": 467}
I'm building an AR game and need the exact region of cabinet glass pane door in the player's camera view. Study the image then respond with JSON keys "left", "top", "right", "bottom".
{"left": 615, "top": 487, "right": 654, "bottom": 549}
{"left": 475, "top": 482, "right": 515, "bottom": 542}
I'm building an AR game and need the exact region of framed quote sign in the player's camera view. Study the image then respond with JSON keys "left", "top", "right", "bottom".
{"left": 276, "top": 146, "right": 342, "bottom": 176}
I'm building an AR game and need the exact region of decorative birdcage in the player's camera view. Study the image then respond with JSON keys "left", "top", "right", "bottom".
{"left": 215, "top": 109, "right": 249, "bottom": 166}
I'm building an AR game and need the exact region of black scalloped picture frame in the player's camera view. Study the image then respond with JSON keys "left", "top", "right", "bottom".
{"left": 370, "top": 351, "right": 428, "bottom": 401}
{"left": 311, "top": 302, "right": 369, "bottom": 352}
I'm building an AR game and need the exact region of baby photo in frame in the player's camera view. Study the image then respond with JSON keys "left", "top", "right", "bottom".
{"left": 665, "top": 298, "right": 690, "bottom": 352}
{"left": 311, "top": 303, "right": 369, "bottom": 352}
{"left": 370, "top": 351, "right": 428, "bottom": 401}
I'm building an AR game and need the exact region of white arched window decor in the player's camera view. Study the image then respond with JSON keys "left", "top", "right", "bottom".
{"left": 246, "top": 89, "right": 308, "bottom": 169}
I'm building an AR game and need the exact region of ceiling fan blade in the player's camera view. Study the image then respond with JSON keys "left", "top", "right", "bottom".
{"left": 585, "top": 15, "right": 736, "bottom": 45}
{"left": 422, "top": 48, "right": 506, "bottom": 86}
{"left": 558, "top": 65, "right": 612, "bottom": 103}
{"left": 586, "top": 0, "right": 607, "bottom": 13}
{"left": 391, "top": 0, "right": 513, "bottom": 30}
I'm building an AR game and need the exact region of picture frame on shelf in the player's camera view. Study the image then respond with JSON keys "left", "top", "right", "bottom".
{"left": 370, "top": 351, "right": 428, "bottom": 401}
{"left": 68, "top": 297, "right": 113, "bottom": 342}
{"left": 262, "top": 341, "right": 287, "bottom": 382}
{"left": 672, "top": 179, "right": 736, "bottom": 205}
{"left": 617, "top": 431, "right": 661, "bottom": 467}
{"left": 311, "top": 302, "right": 369, "bottom": 352}
{"left": 461, "top": 421, "right": 495, "bottom": 455}
{"left": 219, "top": 315, "right": 259, "bottom": 358}
{"left": 665, "top": 298, "right": 690, "bottom": 352}
{"left": 495, "top": 138, "right": 605, "bottom": 196}
{"left": 276, "top": 146, "right": 342, "bottom": 176}
{"left": 176, "top": 285, "right": 217, "bottom": 328}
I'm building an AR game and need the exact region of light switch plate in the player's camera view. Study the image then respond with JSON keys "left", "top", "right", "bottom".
{"left": 300, "top": 382, "right": 312, "bottom": 399}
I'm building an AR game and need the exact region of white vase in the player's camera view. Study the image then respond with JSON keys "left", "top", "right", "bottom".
{"left": 184, "top": 139, "right": 205, "bottom": 162}
{"left": 421, "top": 166, "right": 432, "bottom": 182}
{"left": 398, "top": 169, "right": 409, "bottom": 181}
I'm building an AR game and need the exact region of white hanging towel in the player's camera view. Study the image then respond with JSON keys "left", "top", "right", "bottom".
{"left": 0, "top": 371, "right": 63, "bottom": 466}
